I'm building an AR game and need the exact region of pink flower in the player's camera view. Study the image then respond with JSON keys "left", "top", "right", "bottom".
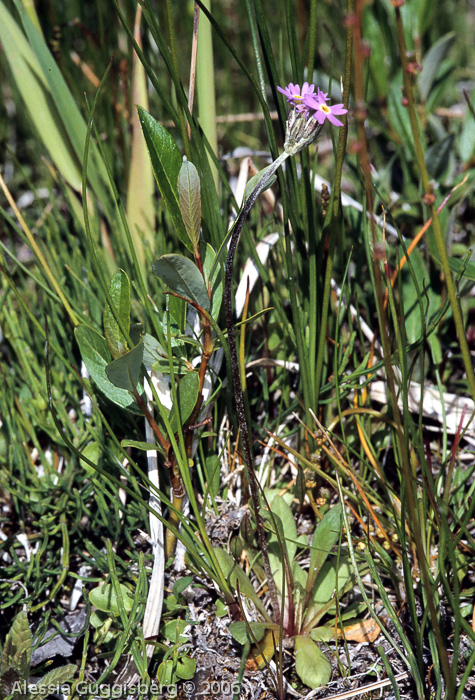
{"left": 303, "top": 92, "right": 348, "bottom": 127}
{"left": 277, "top": 82, "right": 317, "bottom": 112}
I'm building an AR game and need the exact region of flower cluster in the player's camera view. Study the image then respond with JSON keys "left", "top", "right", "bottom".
{"left": 277, "top": 81, "right": 348, "bottom": 155}
{"left": 277, "top": 81, "right": 347, "bottom": 127}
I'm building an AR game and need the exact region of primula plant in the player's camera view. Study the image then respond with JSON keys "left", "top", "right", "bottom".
{"left": 3, "top": 1, "right": 475, "bottom": 699}
{"left": 74, "top": 75, "right": 349, "bottom": 692}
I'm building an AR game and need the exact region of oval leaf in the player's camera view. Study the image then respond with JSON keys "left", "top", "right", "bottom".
{"left": 177, "top": 157, "right": 201, "bottom": 248}
{"left": 294, "top": 635, "right": 331, "bottom": 689}
{"left": 104, "top": 269, "right": 131, "bottom": 360}
{"left": 89, "top": 583, "right": 134, "bottom": 615}
{"left": 229, "top": 621, "right": 276, "bottom": 645}
{"left": 152, "top": 254, "right": 210, "bottom": 312}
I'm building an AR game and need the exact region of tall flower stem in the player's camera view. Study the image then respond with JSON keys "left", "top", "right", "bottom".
{"left": 394, "top": 7, "right": 475, "bottom": 404}
{"left": 313, "top": 0, "right": 353, "bottom": 409}
{"left": 225, "top": 150, "right": 290, "bottom": 622}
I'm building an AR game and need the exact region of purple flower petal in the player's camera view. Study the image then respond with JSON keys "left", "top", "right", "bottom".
{"left": 327, "top": 113, "right": 345, "bottom": 127}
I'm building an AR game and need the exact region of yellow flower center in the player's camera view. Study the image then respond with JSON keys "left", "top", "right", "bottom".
{"left": 293, "top": 94, "right": 303, "bottom": 101}
{"left": 320, "top": 104, "right": 331, "bottom": 114}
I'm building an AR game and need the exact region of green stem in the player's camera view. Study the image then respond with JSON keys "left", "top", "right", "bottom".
{"left": 196, "top": 0, "right": 219, "bottom": 190}
{"left": 306, "top": 0, "right": 318, "bottom": 80}
{"left": 164, "top": 0, "right": 190, "bottom": 158}
{"left": 394, "top": 10, "right": 464, "bottom": 697}
{"left": 314, "top": 0, "right": 353, "bottom": 408}
{"left": 394, "top": 7, "right": 475, "bottom": 404}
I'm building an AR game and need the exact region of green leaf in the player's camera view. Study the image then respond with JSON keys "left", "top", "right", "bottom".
{"left": 138, "top": 106, "right": 192, "bottom": 251}
{"left": 177, "top": 157, "right": 202, "bottom": 249}
{"left": 163, "top": 619, "right": 187, "bottom": 644}
{"left": 5, "top": 1, "right": 111, "bottom": 209}
{"left": 229, "top": 621, "right": 277, "bottom": 645}
{"left": 175, "top": 656, "right": 196, "bottom": 680}
{"left": 32, "top": 665, "right": 77, "bottom": 700}
{"left": 266, "top": 495, "right": 297, "bottom": 590}
{"left": 153, "top": 254, "right": 210, "bottom": 312}
{"left": 104, "top": 269, "right": 131, "bottom": 360}
{"left": 388, "top": 73, "right": 416, "bottom": 160}
{"left": 418, "top": 33, "right": 455, "bottom": 102}
{"left": 448, "top": 255, "right": 475, "bottom": 281}
{"left": 213, "top": 548, "right": 268, "bottom": 618}
{"left": 0, "top": 5, "right": 80, "bottom": 191}
{"left": 74, "top": 325, "right": 140, "bottom": 412}
{"left": 1, "top": 610, "right": 31, "bottom": 679}
{"left": 425, "top": 134, "right": 454, "bottom": 180}
{"left": 458, "top": 88, "right": 475, "bottom": 161}
{"left": 89, "top": 583, "right": 134, "bottom": 615}
{"left": 309, "top": 627, "right": 335, "bottom": 643}
{"left": 307, "top": 504, "right": 342, "bottom": 597}
{"left": 81, "top": 442, "right": 101, "bottom": 476}
{"left": 205, "top": 455, "right": 221, "bottom": 500}
{"left": 243, "top": 164, "right": 277, "bottom": 203}
{"left": 168, "top": 371, "right": 200, "bottom": 434}
{"left": 142, "top": 333, "right": 167, "bottom": 369}
{"left": 312, "top": 556, "right": 354, "bottom": 610}
{"left": 294, "top": 635, "right": 331, "bottom": 689}
{"left": 105, "top": 342, "right": 144, "bottom": 393}
{"left": 121, "top": 440, "right": 164, "bottom": 454}
{"left": 201, "top": 242, "right": 223, "bottom": 319}
{"left": 173, "top": 576, "right": 194, "bottom": 598}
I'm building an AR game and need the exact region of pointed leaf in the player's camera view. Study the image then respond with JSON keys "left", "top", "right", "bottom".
{"left": 7, "top": 1, "right": 111, "bottom": 205}
{"left": 213, "top": 548, "right": 268, "bottom": 618}
{"left": 243, "top": 164, "right": 277, "bottom": 203}
{"left": 418, "top": 33, "right": 456, "bottom": 102}
{"left": 105, "top": 342, "right": 144, "bottom": 393}
{"left": 138, "top": 106, "right": 191, "bottom": 251}
{"left": 168, "top": 371, "right": 200, "bottom": 433}
{"left": 307, "top": 504, "right": 342, "bottom": 597}
{"left": 74, "top": 326, "right": 140, "bottom": 412}
{"left": 104, "top": 269, "right": 131, "bottom": 360}
{"left": 2, "top": 611, "right": 31, "bottom": 677}
{"left": 121, "top": 440, "right": 165, "bottom": 455}
{"left": 177, "top": 157, "right": 201, "bottom": 248}
{"left": 266, "top": 495, "right": 297, "bottom": 591}
{"left": 425, "top": 133, "right": 454, "bottom": 180}
{"left": 152, "top": 254, "right": 210, "bottom": 311}
{"left": 313, "top": 556, "right": 354, "bottom": 610}
{"left": 201, "top": 242, "right": 223, "bottom": 319}
{"left": 0, "top": 5, "right": 81, "bottom": 191}
{"left": 31, "top": 665, "right": 77, "bottom": 700}
{"left": 294, "top": 635, "right": 331, "bottom": 689}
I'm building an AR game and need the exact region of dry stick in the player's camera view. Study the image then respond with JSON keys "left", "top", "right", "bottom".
{"left": 224, "top": 151, "right": 289, "bottom": 624}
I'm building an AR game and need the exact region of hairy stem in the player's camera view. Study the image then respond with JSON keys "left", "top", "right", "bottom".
{"left": 224, "top": 151, "right": 289, "bottom": 622}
